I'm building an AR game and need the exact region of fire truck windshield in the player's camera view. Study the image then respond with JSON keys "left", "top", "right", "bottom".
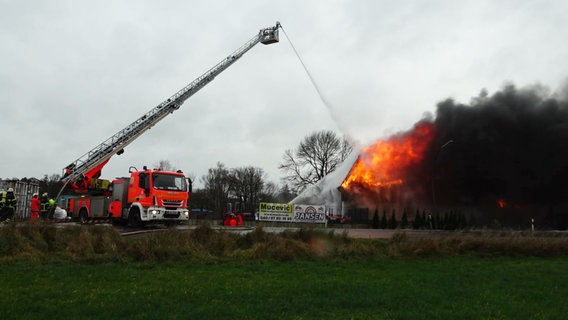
{"left": 152, "top": 173, "right": 187, "bottom": 191}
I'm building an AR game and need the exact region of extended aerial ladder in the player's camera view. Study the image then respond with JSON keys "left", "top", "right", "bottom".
{"left": 61, "top": 22, "right": 281, "bottom": 190}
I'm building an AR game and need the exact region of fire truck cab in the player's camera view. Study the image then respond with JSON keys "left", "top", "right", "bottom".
{"left": 64, "top": 166, "right": 190, "bottom": 226}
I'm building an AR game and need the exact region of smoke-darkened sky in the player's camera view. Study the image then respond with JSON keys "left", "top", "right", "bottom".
{"left": 1, "top": 0, "right": 567, "bottom": 188}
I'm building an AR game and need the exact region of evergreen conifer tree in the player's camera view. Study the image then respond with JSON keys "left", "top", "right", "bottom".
{"left": 413, "top": 208, "right": 421, "bottom": 229}
{"left": 389, "top": 209, "right": 397, "bottom": 229}
{"left": 401, "top": 208, "right": 409, "bottom": 229}
{"left": 380, "top": 209, "right": 388, "bottom": 229}
{"left": 372, "top": 208, "right": 380, "bottom": 229}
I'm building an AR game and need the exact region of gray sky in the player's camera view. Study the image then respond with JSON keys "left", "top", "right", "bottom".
{"left": 1, "top": 0, "right": 567, "bottom": 188}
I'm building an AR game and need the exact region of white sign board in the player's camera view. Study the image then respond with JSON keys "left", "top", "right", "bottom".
{"left": 258, "top": 202, "right": 327, "bottom": 223}
{"left": 293, "top": 204, "right": 326, "bottom": 223}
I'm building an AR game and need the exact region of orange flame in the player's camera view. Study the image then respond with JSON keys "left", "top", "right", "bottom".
{"left": 341, "top": 121, "right": 435, "bottom": 190}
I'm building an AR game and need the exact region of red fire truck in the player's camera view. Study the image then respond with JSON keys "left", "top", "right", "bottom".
{"left": 57, "top": 22, "right": 281, "bottom": 226}
{"left": 61, "top": 166, "right": 190, "bottom": 226}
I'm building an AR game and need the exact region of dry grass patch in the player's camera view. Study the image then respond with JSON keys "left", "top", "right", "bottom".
{"left": 1, "top": 223, "right": 567, "bottom": 264}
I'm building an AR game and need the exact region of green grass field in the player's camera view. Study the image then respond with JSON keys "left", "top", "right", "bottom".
{"left": 0, "top": 223, "right": 567, "bottom": 319}
{"left": 1, "top": 257, "right": 567, "bottom": 319}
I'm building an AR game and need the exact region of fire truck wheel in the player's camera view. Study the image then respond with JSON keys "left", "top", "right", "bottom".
{"left": 128, "top": 208, "right": 142, "bottom": 228}
{"left": 79, "top": 208, "right": 89, "bottom": 224}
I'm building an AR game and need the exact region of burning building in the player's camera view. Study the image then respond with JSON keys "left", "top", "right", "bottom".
{"left": 295, "top": 83, "right": 568, "bottom": 229}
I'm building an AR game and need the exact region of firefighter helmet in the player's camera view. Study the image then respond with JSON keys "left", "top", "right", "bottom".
{"left": 7, "top": 187, "right": 13, "bottom": 192}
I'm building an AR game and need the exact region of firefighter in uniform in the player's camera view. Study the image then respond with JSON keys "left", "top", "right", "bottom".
{"left": 40, "top": 193, "right": 51, "bottom": 220}
{"left": 30, "top": 193, "right": 41, "bottom": 222}
{"left": 6, "top": 188, "right": 17, "bottom": 220}
{"left": 0, "top": 189, "right": 6, "bottom": 221}
{"left": 48, "top": 197, "right": 56, "bottom": 219}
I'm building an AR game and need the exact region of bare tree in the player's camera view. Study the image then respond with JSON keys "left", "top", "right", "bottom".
{"left": 279, "top": 130, "right": 352, "bottom": 193}
{"left": 185, "top": 172, "right": 196, "bottom": 184}
{"left": 39, "top": 174, "right": 63, "bottom": 197}
{"left": 198, "top": 164, "right": 277, "bottom": 215}
{"left": 275, "top": 184, "right": 296, "bottom": 203}
{"left": 260, "top": 181, "right": 279, "bottom": 203}
{"left": 229, "top": 166, "right": 265, "bottom": 213}
{"left": 153, "top": 159, "right": 176, "bottom": 171}
{"left": 200, "top": 162, "right": 231, "bottom": 214}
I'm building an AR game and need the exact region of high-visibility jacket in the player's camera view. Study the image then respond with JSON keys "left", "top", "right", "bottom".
{"left": 40, "top": 196, "right": 50, "bottom": 213}
{"left": 0, "top": 192, "right": 6, "bottom": 208}
{"left": 31, "top": 197, "right": 41, "bottom": 212}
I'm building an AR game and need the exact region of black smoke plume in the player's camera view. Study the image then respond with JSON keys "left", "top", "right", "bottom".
{"left": 417, "top": 83, "right": 568, "bottom": 227}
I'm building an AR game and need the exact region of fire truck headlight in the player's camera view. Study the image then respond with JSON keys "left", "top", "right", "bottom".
{"left": 151, "top": 209, "right": 158, "bottom": 215}
{"left": 184, "top": 211, "right": 189, "bottom": 217}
